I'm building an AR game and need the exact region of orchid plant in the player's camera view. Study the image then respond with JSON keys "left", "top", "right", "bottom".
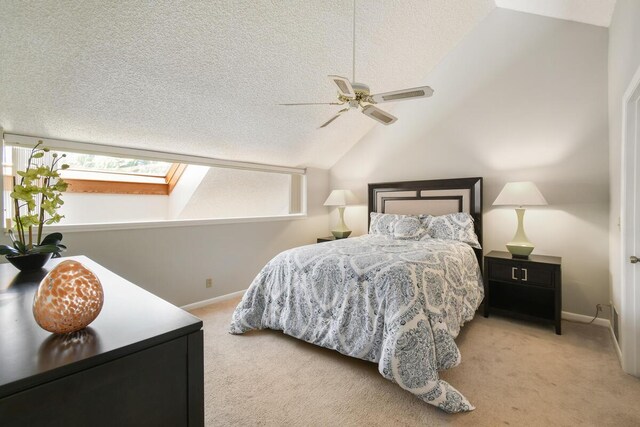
{"left": 0, "top": 141, "right": 69, "bottom": 257}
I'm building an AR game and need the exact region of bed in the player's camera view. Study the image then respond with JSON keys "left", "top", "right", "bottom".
{"left": 230, "top": 177, "right": 484, "bottom": 413}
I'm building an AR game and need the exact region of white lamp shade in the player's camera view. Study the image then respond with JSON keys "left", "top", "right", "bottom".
{"left": 324, "top": 189, "right": 358, "bottom": 207}
{"left": 493, "top": 182, "right": 547, "bottom": 206}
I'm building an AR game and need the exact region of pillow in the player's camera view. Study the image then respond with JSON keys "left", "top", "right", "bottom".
{"left": 421, "top": 212, "right": 481, "bottom": 249}
{"left": 369, "top": 212, "right": 429, "bottom": 240}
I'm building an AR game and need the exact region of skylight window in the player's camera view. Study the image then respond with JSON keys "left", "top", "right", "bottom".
{"left": 3, "top": 146, "right": 186, "bottom": 195}
{"left": 62, "top": 152, "right": 173, "bottom": 177}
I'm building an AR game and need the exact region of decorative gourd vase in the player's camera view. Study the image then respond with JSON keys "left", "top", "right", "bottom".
{"left": 6, "top": 252, "right": 53, "bottom": 272}
{"left": 33, "top": 260, "right": 104, "bottom": 334}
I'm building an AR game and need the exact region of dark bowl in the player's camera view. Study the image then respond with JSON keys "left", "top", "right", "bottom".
{"left": 6, "top": 252, "right": 53, "bottom": 272}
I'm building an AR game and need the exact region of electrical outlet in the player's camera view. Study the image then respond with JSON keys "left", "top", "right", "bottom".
{"left": 205, "top": 278, "right": 213, "bottom": 288}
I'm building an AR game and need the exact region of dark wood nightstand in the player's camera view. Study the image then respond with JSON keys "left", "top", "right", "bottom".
{"left": 483, "top": 251, "right": 562, "bottom": 334}
{"left": 317, "top": 236, "right": 337, "bottom": 243}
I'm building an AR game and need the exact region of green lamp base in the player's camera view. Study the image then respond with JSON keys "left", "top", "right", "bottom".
{"left": 331, "top": 230, "right": 352, "bottom": 239}
{"left": 331, "top": 206, "right": 352, "bottom": 239}
{"left": 506, "top": 243, "right": 534, "bottom": 259}
{"left": 506, "top": 208, "right": 535, "bottom": 259}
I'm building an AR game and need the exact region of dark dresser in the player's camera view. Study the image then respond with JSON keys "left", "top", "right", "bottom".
{"left": 0, "top": 256, "right": 204, "bottom": 426}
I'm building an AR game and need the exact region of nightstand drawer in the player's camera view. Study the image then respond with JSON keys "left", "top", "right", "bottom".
{"left": 523, "top": 264, "right": 555, "bottom": 288}
{"left": 489, "top": 261, "right": 520, "bottom": 284}
{"left": 488, "top": 260, "right": 555, "bottom": 288}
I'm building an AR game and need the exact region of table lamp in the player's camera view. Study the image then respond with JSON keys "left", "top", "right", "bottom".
{"left": 324, "top": 189, "right": 357, "bottom": 239}
{"left": 492, "top": 181, "right": 547, "bottom": 258}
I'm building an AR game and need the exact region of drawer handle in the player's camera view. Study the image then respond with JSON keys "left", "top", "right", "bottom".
{"left": 512, "top": 267, "right": 517, "bottom": 280}
{"left": 522, "top": 268, "right": 528, "bottom": 282}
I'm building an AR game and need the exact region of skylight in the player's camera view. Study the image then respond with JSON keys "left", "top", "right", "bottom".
{"left": 62, "top": 152, "right": 173, "bottom": 177}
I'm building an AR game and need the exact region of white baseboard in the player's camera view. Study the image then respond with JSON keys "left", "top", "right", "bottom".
{"left": 562, "top": 310, "right": 611, "bottom": 328}
{"left": 181, "top": 289, "right": 246, "bottom": 311}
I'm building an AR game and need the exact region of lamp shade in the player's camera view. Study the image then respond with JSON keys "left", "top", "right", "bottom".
{"left": 324, "top": 189, "right": 358, "bottom": 207}
{"left": 493, "top": 182, "right": 547, "bottom": 207}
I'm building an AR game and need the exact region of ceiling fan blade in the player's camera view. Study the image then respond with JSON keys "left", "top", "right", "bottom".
{"left": 369, "top": 86, "right": 434, "bottom": 104}
{"left": 319, "top": 108, "right": 349, "bottom": 129}
{"left": 361, "top": 105, "right": 397, "bottom": 125}
{"left": 328, "top": 75, "right": 355, "bottom": 98}
{"left": 279, "top": 102, "right": 343, "bottom": 106}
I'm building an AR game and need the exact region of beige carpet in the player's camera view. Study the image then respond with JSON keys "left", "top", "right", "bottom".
{"left": 191, "top": 298, "right": 640, "bottom": 426}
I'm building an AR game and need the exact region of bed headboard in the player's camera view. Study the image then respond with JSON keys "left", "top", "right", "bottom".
{"left": 368, "top": 177, "right": 483, "bottom": 267}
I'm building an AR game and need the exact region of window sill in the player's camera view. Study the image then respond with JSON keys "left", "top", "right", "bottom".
{"left": 5, "top": 213, "right": 308, "bottom": 234}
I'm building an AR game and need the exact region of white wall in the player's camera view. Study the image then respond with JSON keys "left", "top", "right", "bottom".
{"left": 1, "top": 168, "right": 330, "bottom": 307}
{"left": 60, "top": 192, "right": 168, "bottom": 224}
{"left": 330, "top": 8, "right": 609, "bottom": 316}
{"left": 608, "top": 0, "right": 640, "bottom": 319}
{"left": 178, "top": 167, "right": 291, "bottom": 219}
{"left": 167, "top": 164, "right": 209, "bottom": 219}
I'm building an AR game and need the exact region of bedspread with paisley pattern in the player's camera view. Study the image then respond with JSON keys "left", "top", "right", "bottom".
{"left": 229, "top": 234, "right": 483, "bottom": 413}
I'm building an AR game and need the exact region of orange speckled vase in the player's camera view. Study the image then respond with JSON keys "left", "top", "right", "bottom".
{"left": 33, "top": 260, "right": 104, "bottom": 334}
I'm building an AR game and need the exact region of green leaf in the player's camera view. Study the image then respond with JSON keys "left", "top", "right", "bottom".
{"left": 28, "top": 244, "right": 60, "bottom": 254}
{"left": 13, "top": 240, "right": 27, "bottom": 253}
{"left": 0, "top": 245, "right": 19, "bottom": 256}
{"left": 40, "top": 232, "right": 63, "bottom": 246}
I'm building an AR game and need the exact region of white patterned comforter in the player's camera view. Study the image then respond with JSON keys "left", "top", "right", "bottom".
{"left": 230, "top": 234, "right": 483, "bottom": 413}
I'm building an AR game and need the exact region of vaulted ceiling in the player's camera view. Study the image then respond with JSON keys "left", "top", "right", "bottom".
{"left": 0, "top": 1, "right": 617, "bottom": 169}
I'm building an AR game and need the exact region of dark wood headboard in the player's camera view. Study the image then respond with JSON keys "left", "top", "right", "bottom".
{"left": 368, "top": 177, "right": 483, "bottom": 268}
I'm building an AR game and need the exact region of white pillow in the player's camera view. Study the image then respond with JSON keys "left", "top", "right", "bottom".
{"left": 421, "top": 212, "right": 481, "bottom": 249}
{"left": 369, "top": 212, "right": 429, "bottom": 240}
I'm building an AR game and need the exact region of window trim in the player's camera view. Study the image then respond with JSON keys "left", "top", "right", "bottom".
{"left": 35, "top": 213, "right": 308, "bottom": 233}
{"left": 3, "top": 133, "right": 305, "bottom": 174}
{"left": 62, "top": 163, "right": 187, "bottom": 195}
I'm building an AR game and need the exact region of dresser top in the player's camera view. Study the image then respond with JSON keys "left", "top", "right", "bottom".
{"left": 0, "top": 256, "right": 202, "bottom": 397}
{"left": 485, "top": 250, "right": 561, "bottom": 265}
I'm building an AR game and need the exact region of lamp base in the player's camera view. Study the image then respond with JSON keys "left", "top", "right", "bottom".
{"left": 506, "top": 243, "right": 534, "bottom": 259}
{"left": 505, "top": 208, "right": 535, "bottom": 258}
{"left": 331, "top": 206, "right": 351, "bottom": 239}
{"left": 331, "top": 230, "right": 352, "bottom": 239}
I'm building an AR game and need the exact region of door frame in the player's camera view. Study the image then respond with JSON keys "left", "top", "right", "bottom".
{"left": 620, "top": 63, "right": 640, "bottom": 376}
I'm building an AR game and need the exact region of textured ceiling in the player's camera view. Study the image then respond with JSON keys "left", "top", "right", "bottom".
{"left": 495, "top": 0, "right": 617, "bottom": 27}
{"left": 0, "top": 0, "right": 494, "bottom": 169}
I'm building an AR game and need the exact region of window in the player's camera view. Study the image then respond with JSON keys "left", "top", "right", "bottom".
{"left": 2, "top": 135, "right": 306, "bottom": 229}
{"left": 59, "top": 152, "right": 187, "bottom": 195}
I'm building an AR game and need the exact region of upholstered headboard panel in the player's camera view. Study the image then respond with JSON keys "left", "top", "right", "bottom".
{"left": 368, "top": 177, "right": 483, "bottom": 267}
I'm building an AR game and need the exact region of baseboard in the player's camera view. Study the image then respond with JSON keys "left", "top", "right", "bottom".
{"left": 180, "top": 289, "right": 246, "bottom": 311}
{"left": 561, "top": 310, "right": 611, "bottom": 328}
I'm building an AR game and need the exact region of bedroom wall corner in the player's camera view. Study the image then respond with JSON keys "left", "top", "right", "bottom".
{"left": 328, "top": 8, "right": 609, "bottom": 317}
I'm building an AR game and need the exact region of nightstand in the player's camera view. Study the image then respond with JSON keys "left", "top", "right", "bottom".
{"left": 317, "top": 236, "right": 337, "bottom": 243}
{"left": 483, "top": 250, "right": 562, "bottom": 334}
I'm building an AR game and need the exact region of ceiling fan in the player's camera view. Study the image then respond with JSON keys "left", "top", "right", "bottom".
{"left": 280, "top": 0, "right": 434, "bottom": 129}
